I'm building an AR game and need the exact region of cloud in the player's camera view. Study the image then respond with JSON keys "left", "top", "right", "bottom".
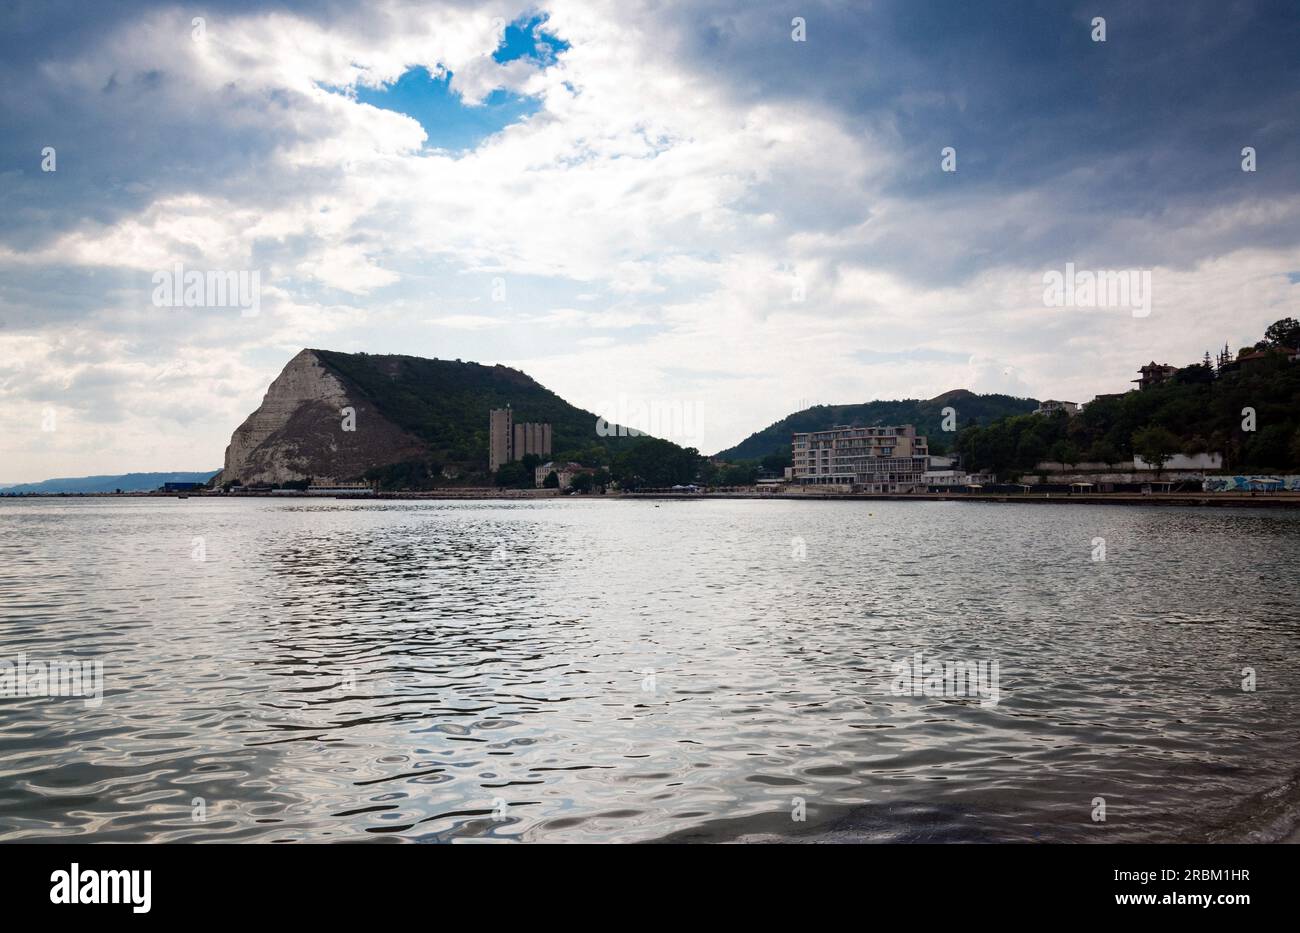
{"left": 425, "top": 314, "right": 502, "bottom": 330}
{"left": 0, "top": 0, "right": 1297, "bottom": 479}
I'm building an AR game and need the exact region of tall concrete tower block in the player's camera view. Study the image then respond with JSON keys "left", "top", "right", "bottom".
{"left": 491, "top": 407, "right": 552, "bottom": 472}
{"left": 489, "top": 408, "right": 513, "bottom": 472}
{"left": 513, "top": 422, "right": 553, "bottom": 460}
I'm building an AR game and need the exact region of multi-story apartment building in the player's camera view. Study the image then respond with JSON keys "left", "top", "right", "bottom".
{"left": 513, "top": 421, "right": 552, "bottom": 462}
{"left": 489, "top": 408, "right": 552, "bottom": 472}
{"left": 1033, "top": 399, "right": 1079, "bottom": 416}
{"left": 489, "top": 408, "right": 511, "bottom": 472}
{"left": 791, "top": 424, "right": 930, "bottom": 492}
{"left": 1133, "top": 361, "right": 1178, "bottom": 391}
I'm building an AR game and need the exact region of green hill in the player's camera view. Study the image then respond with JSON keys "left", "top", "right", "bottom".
{"left": 956, "top": 324, "right": 1300, "bottom": 478}
{"left": 313, "top": 350, "right": 643, "bottom": 466}
{"left": 713, "top": 389, "right": 1040, "bottom": 461}
{"left": 219, "top": 349, "right": 664, "bottom": 489}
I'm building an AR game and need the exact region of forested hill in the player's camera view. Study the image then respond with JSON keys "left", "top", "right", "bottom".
{"left": 218, "top": 348, "right": 657, "bottom": 488}
{"left": 313, "top": 349, "right": 642, "bottom": 464}
{"left": 714, "top": 390, "right": 1039, "bottom": 461}
{"left": 955, "top": 322, "right": 1300, "bottom": 478}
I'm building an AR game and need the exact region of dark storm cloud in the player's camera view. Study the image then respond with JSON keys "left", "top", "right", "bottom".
{"left": 0, "top": 0, "right": 484, "bottom": 250}
{"left": 0, "top": 0, "right": 1296, "bottom": 284}
{"left": 658, "top": 0, "right": 1300, "bottom": 277}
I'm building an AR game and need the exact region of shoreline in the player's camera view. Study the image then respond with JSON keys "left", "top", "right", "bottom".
{"left": 628, "top": 491, "right": 1300, "bottom": 509}
{"left": 7, "top": 490, "right": 1300, "bottom": 508}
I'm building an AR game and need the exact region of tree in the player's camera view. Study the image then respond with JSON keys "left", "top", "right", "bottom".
{"left": 1048, "top": 440, "right": 1080, "bottom": 470}
{"left": 761, "top": 448, "right": 792, "bottom": 473}
{"left": 495, "top": 461, "right": 532, "bottom": 488}
{"left": 542, "top": 470, "right": 559, "bottom": 489}
{"left": 365, "top": 459, "right": 442, "bottom": 491}
{"left": 1264, "top": 317, "right": 1300, "bottom": 349}
{"left": 1244, "top": 424, "right": 1291, "bottom": 469}
{"left": 720, "top": 463, "right": 758, "bottom": 485}
{"left": 1086, "top": 440, "right": 1120, "bottom": 469}
{"left": 611, "top": 437, "right": 701, "bottom": 489}
{"left": 570, "top": 472, "right": 593, "bottom": 493}
{"left": 521, "top": 453, "right": 542, "bottom": 473}
{"left": 1175, "top": 363, "right": 1213, "bottom": 385}
{"left": 1132, "top": 426, "right": 1180, "bottom": 475}
{"left": 1016, "top": 433, "right": 1048, "bottom": 467}
{"left": 1181, "top": 435, "right": 1209, "bottom": 457}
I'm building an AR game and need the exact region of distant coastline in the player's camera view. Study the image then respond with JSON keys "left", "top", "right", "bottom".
{"left": 7, "top": 489, "right": 1300, "bottom": 508}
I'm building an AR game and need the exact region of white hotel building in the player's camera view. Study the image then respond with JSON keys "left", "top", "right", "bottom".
{"left": 791, "top": 424, "right": 931, "bottom": 492}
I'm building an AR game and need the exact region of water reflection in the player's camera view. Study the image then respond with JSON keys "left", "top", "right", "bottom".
{"left": 1, "top": 497, "right": 1299, "bottom": 842}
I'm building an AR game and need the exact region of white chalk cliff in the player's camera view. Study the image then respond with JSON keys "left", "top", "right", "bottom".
{"left": 217, "top": 349, "right": 426, "bottom": 485}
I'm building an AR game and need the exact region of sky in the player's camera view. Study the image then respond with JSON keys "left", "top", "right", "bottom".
{"left": 1, "top": 0, "right": 1298, "bottom": 482}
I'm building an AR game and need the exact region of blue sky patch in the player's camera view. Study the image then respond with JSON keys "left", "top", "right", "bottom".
{"left": 494, "top": 14, "right": 569, "bottom": 65}
{"left": 343, "top": 17, "right": 566, "bottom": 152}
{"left": 353, "top": 67, "right": 540, "bottom": 151}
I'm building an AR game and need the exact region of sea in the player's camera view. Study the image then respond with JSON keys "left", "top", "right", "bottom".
{"left": 2, "top": 496, "right": 1298, "bottom": 843}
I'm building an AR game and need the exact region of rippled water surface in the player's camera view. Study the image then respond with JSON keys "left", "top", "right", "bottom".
{"left": 2, "top": 497, "right": 1300, "bottom": 843}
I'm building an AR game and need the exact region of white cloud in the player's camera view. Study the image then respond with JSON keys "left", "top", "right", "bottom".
{"left": 425, "top": 314, "right": 502, "bottom": 330}
{"left": 0, "top": 0, "right": 1297, "bottom": 480}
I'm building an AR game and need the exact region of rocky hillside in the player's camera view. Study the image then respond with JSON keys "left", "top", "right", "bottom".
{"left": 216, "top": 348, "right": 637, "bottom": 486}
{"left": 713, "top": 389, "right": 1039, "bottom": 461}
